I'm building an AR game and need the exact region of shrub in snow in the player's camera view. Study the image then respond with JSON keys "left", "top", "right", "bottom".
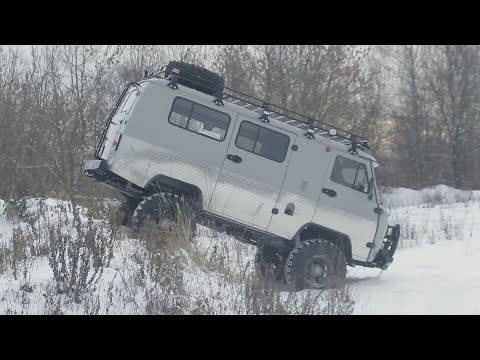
{"left": 48, "top": 205, "right": 114, "bottom": 303}
{"left": 0, "top": 197, "right": 357, "bottom": 314}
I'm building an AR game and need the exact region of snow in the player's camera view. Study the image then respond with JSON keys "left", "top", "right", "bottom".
{"left": 1, "top": 184, "right": 480, "bottom": 314}
{"left": 347, "top": 185, "right": 480, "bottom": 314}
{"left": 379, "top": 184, "right": 480, "bottom": 208}
{"left": 349, "top": 240, "right": 480, "bottom": 314}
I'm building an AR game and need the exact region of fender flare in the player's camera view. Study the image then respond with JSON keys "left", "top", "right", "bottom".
{"left": 292, "top": 222, "right": 353, "bottom": 264}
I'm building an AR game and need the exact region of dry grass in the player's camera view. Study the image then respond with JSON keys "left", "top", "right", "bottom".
{"left": 0, "top": 197, "right": 356, "bottom": 315}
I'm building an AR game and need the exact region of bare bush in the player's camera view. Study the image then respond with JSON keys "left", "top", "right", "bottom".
{"left": 114, "top": 221, "right": 190, "bottom": 315}
{"left": 1, "top": 197, "right": 356, "bottom": 315}
{"left": 48, "top": 208, "right": 114, "bottom": 303}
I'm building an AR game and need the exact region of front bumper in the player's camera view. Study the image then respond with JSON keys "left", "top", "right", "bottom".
{"left": 374, "top": 224, "right": 400, "bottom": 270}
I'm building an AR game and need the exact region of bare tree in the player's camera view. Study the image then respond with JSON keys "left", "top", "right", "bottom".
{"left": 162, "top": 45, "right": 210, "bottom": 67}
{"left": 253, "top": 45, "right": 299, "bottom": 107}
{"left": 0, "top": 45, "right": 122, "bottom": 198}
{"left": 0, "top": 46, "right": 25, "bottom": 197}
{"left": 377, "top": 45, "right": 480, "bottom": 189}
{"left": 383, "top": 45, "right": 434, "bottom": 188}
{"left": 425, "top": 45, "right": 480, "bottom": 189}
{"left": 251, "top": 45, "right": 376, "bottom": 135}
{"left": 212, "top": 45, "right": 256, "bottom": 94}
{"left": 117, "top": 45, "right": 168, "bottom": 83}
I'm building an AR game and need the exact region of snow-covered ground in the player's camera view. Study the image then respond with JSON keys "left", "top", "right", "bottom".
{"left": 348, "top": 185, "right": 480, "bottom": 314}
{"left": 1, "top": 185, "right": 479, "bottom": 314}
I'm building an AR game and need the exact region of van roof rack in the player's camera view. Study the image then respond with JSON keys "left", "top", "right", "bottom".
{"left": 221, "top": 86, "right": 370, "bottom": 151}
{"left": 149, "top": 66, "right": 370, "bottom": 152}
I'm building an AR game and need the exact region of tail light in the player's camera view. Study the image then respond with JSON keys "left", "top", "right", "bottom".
{"left": 114, "top": 134, "right": 123, "bottom": 150}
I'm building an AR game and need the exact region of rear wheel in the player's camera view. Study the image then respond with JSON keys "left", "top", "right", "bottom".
{"left": 132, "top": 192, "right": 197, "bottom": 237}
{"left": 285, "top": 239, "right": 346, "bottom": 291}
{"left": 118, "top": 195, "right": 141, "bottom": 226}
{"left": 254, "top": 245, "right": 286, "bottom": 282}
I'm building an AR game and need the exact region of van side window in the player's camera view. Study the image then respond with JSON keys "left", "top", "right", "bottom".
{"left": 119, "top": 87, "right": 138, "bottom": 114}
{"left": 168, "top": 97, "right": 231, "bottom": 141}
{"left": 331, "top": 156, "right": 369, "bottom": 193}
{"left": 235, "top": 121, "right": 290, "bottom": 163}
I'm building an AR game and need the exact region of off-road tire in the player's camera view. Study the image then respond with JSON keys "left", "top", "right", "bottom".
{"left": 254, "top": 245, "right": 286, "bottom": 282}
{"left": 118, "top": 196, "right": 141, "bottom": 226}
{"left": 165, "top": 61, "right": 225, "bottom": 96}
{"left": 132, "top": 192, "right": 197, "bottom": 235}
{"left": 285, "top": 239, "right": 346, "bottom": 291}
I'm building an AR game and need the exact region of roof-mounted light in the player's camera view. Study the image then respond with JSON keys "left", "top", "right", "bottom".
{"left": 328, "top": 128, "right": 337, "bottom": 136}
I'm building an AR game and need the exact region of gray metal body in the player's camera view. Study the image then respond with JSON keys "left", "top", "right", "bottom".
{"left": 94, "top": 78, "right": 389, "bottom": 263}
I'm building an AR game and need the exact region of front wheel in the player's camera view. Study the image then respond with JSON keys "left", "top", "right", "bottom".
{"left": 285, "top": 239, "right": 346, "bottom": 291}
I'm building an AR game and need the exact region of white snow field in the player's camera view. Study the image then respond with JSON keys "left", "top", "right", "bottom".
{"left": 0, "top": 185, "right": 479, "bottom": 315}
{"left": 349, "top": 185, "right": 480, "bottom": 314}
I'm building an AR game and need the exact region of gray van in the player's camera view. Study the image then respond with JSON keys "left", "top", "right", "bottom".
{"left": 84, "top": 61, "right": 400, "bottom": 290}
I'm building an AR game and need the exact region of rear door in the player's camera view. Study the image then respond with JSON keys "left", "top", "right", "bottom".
{"left": 97, "top": 84, "right": 140, "bottom": 161}
{"left": 313, "top": 149, "right": 379, "bottom": 261}
{"left": 209, "top": 116, "right": 296, "bottom": 230}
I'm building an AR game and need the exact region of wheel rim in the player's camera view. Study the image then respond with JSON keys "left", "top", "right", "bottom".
{"left": 305, "top": 255, "right": 329, "bottom": 288}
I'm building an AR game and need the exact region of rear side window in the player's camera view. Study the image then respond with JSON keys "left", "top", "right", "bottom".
{"left": 235, "top": 121, "right": 290, "bottom": 163}
{"left": 119, "top": 87, "right": 138, "bottom": 114}
{"left": 331, "top": 156, "right": 369, "bottom": 193}
{"left": 168, "top": 97, "right": 231, "bottom": 141}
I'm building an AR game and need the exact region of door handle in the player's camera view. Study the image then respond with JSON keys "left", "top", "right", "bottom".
{"left": 322, "top": 188, "right": 337, "bottom": 197}
{"left": 227, "top": 154, "right": 243, "bottom": 163}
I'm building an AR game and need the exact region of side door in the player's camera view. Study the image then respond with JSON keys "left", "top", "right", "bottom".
{"left": 208, "top": 116, "right": 296, "bottom": 230}
{"left": 267, "top": 138, "right": 333, "bottom": 240}
{"left": 312, "top": 149, "right": 379, "bottom": 261}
